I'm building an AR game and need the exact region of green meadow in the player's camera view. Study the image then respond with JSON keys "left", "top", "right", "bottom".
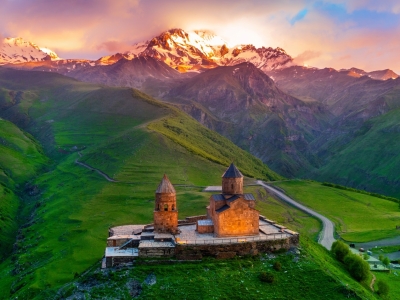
{"left": 0, "top": 68, "right": 282, "bottom": 299}
{"left": 273, "top": 180, "right": 400, "bottom": 242}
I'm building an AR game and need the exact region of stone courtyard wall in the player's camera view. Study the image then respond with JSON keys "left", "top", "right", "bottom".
{"left": 174, "top": 234, "right": 299, "bottom": 260}
{"left": 178, "top": 215, "right": 208, "bottom": 225}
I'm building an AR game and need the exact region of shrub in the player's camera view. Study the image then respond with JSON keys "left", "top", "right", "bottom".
{"left": 273, "top": 261, "right": 282, "bottom": 271}
{"left": 363, "top": 254, "right": 370, "bottom": 260}
{"left": 344, "top": 253, "right": 370, "bottom": 282}
{"left": 331, "top": 240, "right": 351, "bottom": 262}
{"left": 376, "top": 280, "right": 389, "bottom": 297}
{"left": 259, "top": 271, "right": 275, "bottom": 283}
{"left": 382, "top": 257, "right": 390, "bottom": 268}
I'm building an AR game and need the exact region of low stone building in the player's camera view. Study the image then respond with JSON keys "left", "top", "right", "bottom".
{"left": 104, "top": 164, "right": 299, "bottom": 268}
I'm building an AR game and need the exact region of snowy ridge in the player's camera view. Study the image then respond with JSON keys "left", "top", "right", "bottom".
{"left": 0, "top": 37, "right": 60, "bottom": 65}
{"left": 97, "top": 29, "right": 294, "bottom": 73}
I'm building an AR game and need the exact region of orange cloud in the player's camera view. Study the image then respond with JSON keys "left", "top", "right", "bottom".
{"left": 1, "top": 0, "right": 399, "bottom": 72}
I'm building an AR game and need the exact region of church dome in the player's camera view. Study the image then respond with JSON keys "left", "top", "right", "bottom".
{"left": 156, "top": 174, "right": 176, "bottom": 193}
{"left": 222, "top": 163, "right": 243, "bottom": 178}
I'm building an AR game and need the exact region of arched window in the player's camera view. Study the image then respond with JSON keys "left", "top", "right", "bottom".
{"left": 172, "top": 204, "right": 175, "bottom": 210}
{"left": 231, "top": 184, "right": 234, "bottom": 190}
{"left": 164, "top": 204, "right": 168, "bottom": 211}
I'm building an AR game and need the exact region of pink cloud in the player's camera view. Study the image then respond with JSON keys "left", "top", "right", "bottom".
{"left": 293, "top": 50, "right": 322, "bottom": 65}
{"left": 0, "top": 0, "right": 399, "bottom": 72}
{"left": 96, "top": 40, "right": 133, "bottom": 53}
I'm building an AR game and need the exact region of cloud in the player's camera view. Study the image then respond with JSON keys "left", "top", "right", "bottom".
{"left": 290, "top": 9, "right": 308, "bottom": 25}
{"left": 0, "top": 0, "right": 399, "bottom": 72}
{"left": 330, "top": 0, "right": 400, "bottom": 14}
{"left": 293, "top": 50, "right": 322, "bottom": 65}
{"left": 96, "top": 40, "right": 134, "bottom": 53}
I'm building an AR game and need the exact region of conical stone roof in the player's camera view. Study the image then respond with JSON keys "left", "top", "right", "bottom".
{"left": 222, "top": 163, "right": 243, "bottom": 178}
{"left": 156, "top": 174, "right": 176, "bottom": 193}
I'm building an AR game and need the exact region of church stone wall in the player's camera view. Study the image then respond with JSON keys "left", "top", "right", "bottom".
{"left": 222, "top": 177, "right": 243, "bottom": 194}
{"left": 154, "top": 210, "right": 178, "bottom": 233}
{"left": 139, "top": 247, "right": 175, "bottom": 258}
{"left": 155, "top": 193, "right": 176, "bottom": 211}
{"left": 154, "top": 191, "right": 178, "bottom": 234}
{"left": 214, "top": 199, "right": 259, "bottom": 237}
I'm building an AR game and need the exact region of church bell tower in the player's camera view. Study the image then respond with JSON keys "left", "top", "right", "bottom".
{"left": 222, "top": 163, "right": 243, "bottom": 195}
{"left": 153, "top": 174, "right": 178, "bottom": 234}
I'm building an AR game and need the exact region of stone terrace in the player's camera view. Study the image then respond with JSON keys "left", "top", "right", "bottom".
{"left": 109, "top": 218, "right": 295, "bottom": 246}
{"left": 175, "top": 219, "right": 291, "bottom": 245}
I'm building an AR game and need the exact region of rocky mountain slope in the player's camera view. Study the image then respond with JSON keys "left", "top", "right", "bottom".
{"left": 269, "top": 66, "right": 400, "bottom": 195}
{"left": 0, "top": 37, "right": 59, "bottom": 65}
{"left": 339, "top": 67, "right": 398, "bottom": 80}
{"left": 65, "top": 56, "right": 192, "bottom": 92}
{"left": 166, "top": 62, "right": 330, "bottom": 176}
{"left": 269, "top": 66, "right": 400, "bottom": 120}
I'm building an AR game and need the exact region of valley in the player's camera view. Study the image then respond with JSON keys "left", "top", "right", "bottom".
{"left": 6, "top": 29, "right": 399, "bottom": 198}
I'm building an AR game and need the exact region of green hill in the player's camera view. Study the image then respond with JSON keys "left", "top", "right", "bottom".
{"left": 0, "top": 118, "right": 48, "bottom": 259}
{"left": 0, "top": 68, "right": 282, "bottom": 299}
{"left": 314, "top": 106, "right": 400, "bottom": 198}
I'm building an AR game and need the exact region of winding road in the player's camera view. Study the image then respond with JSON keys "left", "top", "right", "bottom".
{"left": 257, "top": 180, "right": 336, "bottom": 250}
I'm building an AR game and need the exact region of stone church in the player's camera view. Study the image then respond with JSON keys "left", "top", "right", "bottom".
{"left": 151, "top": 163, "right": 260, "bottom": 237}
{"left": 203, "top": 163, "right": 259, "bottom": 237}
{"left": 104, "top": 163, "right": 298, "bottom": 266}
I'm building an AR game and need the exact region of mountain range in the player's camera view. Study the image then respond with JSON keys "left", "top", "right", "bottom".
{"left": 1, "top": 28, "right": 400, "bottom": 197}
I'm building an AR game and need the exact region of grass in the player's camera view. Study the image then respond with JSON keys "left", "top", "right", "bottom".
{"left": 374, "top": 271, "right": 400, "bottom": 299}
{"left": 0, "top": 118, "right": 48, "bottom": 183}
{"left": 370, "top": 245, "right": 400, "bottom": 255}
{"left": 0, "top": 183, "right": 19, "bottom": 259}
{"left": 0, "top": 118, "right": 48, "bottom": 259}
{"left": 273, "top": 180, "right": 400, "bottom": 242}
{"left": 247, "top": 186, "right": 321, "bottom": 240}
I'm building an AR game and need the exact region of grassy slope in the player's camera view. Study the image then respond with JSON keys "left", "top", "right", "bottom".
{"left": 316, "top": 106, "right": 400, "bottom": 198}
{"left": 0, "top": 118, "right": 48, "bottom": 259}
{"left": 273, "top": 180, "right": 400, "bottom": 242}
{"left": 58, "top": 241, "right": 372, "bottom": 300}
{"left": 0, "top": 68, "right": 282, "bottom": 299}
{"left": 374, "top": 271, "right": 400, "bottom": 298}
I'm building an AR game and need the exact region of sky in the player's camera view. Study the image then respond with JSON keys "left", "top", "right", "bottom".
{"left": 1, "top": 0, "right": 400, "bottom": 72}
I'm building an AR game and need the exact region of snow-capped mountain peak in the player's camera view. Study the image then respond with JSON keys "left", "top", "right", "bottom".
{"left": 0, "top": 37, "right": 60, "bottom": 65}
{"left": 95, "top": 28, "right": 293, "bottom": 73}
{"left": 40, "top": 47, "right": 60, "bottom": 60}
